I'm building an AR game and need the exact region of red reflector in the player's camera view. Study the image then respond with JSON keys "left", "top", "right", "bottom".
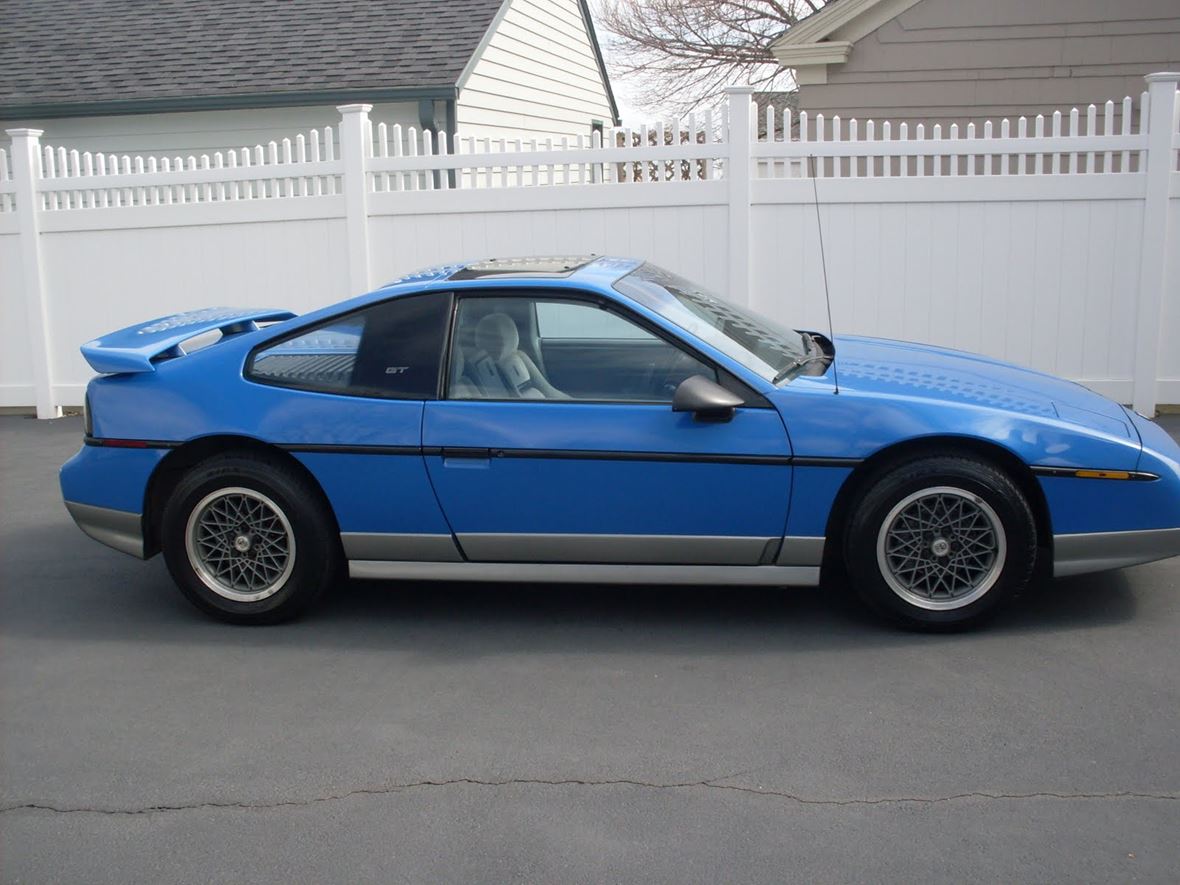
{"left": 102, "top": 438, "right": 150, "bottom": 448}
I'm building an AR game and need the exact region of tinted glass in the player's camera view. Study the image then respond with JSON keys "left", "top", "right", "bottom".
{"left": 614, "top": 263, "right": 807, "bottom": 382}
{"left": 449, "top": 295, "right": 714, "bottom": 403}
{"left": 447, "top": 256, "right": 595, "bottom": 280}
{"left": 535, "top": 301, "right": 649, "bottom": 339}
{"left": 248, "top": 294, "right": 450, "bottom": 399}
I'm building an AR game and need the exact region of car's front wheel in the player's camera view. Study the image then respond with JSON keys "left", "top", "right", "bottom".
{"left": 161, "top": 454, "right": 339, "bottom": 624}
{"left": 844, "top": 455, "right": 1037, "bottom": 629}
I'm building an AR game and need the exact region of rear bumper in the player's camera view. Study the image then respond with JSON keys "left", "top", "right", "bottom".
{"left": 63, "top": 501, "right": 146, "bottom": 559}
{"left": 1054, "top": 528, "right": 1180, "bottom": 577}
{"left": 60, "top": 443, "right": 164, "bottom": 559}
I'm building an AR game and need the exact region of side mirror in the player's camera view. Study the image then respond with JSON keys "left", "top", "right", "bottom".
{"left": 672, "top": 375, "right": 744, "bottom": 422}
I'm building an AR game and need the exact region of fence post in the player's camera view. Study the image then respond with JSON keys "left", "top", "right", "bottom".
{"left": 1131, "top": 72, "right": 1179, "bottom": 417}
{"left": 337, "top": 104, "right": 373, "bottom": 295}
{"left": 6, "top": 128, "right": 59, "bottom": 419}
{"left": 724, "top": 86, "right": 755, "bottom": 306}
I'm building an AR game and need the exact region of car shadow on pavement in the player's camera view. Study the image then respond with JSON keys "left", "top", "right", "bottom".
{"left": 0, "top": 519, "right": 1139, "bottom": 654}
{"left": 321, "top": 566, "right": 1138, "bottom": 644}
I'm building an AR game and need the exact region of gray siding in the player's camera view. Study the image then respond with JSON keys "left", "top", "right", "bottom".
{"left": 799, "top": 0, "right": 1180, "bottom": 128}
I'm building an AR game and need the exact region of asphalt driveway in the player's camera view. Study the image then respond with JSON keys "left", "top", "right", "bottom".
{"left": 2, "top": 414, "right": 1178, "bottom": 883}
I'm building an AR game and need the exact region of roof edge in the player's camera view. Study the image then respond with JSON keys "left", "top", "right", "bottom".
{"left": 0, "top": 86, "right": 460, "bottom": 121}
{"left": 769, "top": 0, "right": 922, "bottom": 85}
{"left": 771, "top": 0, "right": 922, "bottom": 49}
{"left": 456, "top": 0, "right": 513, "bottom": 92}
{"left": 771, "top": 0, "right": 881, "bottom": 48}
{"left": 578, "top": 0, "right": 621, "bottom": 126}
{"left": 770, "top": 40, "right": 853, "bottom": 69}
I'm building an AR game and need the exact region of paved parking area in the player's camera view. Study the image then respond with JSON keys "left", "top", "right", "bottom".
{"left": 1, "top": 414, "right": 1179, "bottom": 883}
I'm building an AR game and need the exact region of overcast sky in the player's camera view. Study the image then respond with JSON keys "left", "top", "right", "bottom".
{"left": 587, "top": 1, "right": 650, "bottom": 125}
{"left": 587, "top": 1, "right": 811, "bottom": 126}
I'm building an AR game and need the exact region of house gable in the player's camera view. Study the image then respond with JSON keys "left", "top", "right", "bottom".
{"left": 455, "top": 0, "right": 619, "bottom": 142}
{"left": 771, "top": 0, "right": 924, "bottom": 85}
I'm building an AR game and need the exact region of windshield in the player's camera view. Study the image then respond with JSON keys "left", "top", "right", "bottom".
{"left": 613, "top": 263, "right": 809, "bottom": 383}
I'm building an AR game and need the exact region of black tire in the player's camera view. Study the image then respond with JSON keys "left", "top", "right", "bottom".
{"left": 844, "top": 455, "right": 1037, "bottom": 630}
{"left": 160, "top": 453, "right": 339, "bottom": 624}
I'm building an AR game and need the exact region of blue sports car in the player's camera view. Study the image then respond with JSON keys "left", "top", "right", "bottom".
{"left": 61, "top": 256, "right": 1180, "bottom": 628}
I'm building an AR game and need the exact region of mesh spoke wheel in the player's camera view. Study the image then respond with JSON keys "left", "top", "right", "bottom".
{"left": 184, "top": 487, "right": 296, "bottom": 603}
{"left": 875, "top": 485, "right": 1006, "bottom": 611}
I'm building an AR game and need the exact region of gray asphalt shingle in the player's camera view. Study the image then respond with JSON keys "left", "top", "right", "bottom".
{"left": 0, "top": 0, "right": 505, "bottom": 111}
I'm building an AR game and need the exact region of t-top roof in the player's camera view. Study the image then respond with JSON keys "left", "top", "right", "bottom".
{"left": 380, "top": 256, "right": 646, "bottom": 289}
{"left": 447, "top": 256, "right": 601, "bottom": 281}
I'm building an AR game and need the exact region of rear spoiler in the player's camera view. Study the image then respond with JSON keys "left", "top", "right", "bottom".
{"left": 81, "top": 307, "right": 297, "bottom": 374}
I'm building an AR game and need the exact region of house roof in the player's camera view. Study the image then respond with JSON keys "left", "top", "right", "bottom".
{"left": 0, "top": 0, "right": 506, "bottom": 118}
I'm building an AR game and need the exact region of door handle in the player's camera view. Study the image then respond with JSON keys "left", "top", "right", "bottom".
{"left": 439, "top": 446, "right": 492, "bottom": 469}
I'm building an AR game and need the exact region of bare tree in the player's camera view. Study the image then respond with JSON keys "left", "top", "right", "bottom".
{"left": 599, "top": 0, "right": 822, "bottom": 116}
{"left": 613, "top": 126, "right": 710, "bottom": 181}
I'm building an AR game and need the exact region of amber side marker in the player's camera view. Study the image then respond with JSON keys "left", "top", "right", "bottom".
{"left": 1075, "top": 469, "right": 1131, "bottom": 480}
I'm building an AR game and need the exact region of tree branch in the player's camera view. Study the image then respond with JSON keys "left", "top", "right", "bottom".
{"left": 599, "top": 0, "right": 822, "bottom": 115}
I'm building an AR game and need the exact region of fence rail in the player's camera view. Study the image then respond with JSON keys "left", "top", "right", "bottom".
{"left": 23, "top": 126, "right": 342, "bottom": 210}
{"left": 2, "top": 74, "right": 1178, "bottom": 419}
{"left": 758, "top": 95, "right": 1153, "bottom": 177}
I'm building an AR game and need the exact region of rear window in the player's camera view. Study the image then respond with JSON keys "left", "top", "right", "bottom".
{"left": 247, "top": 294, "right": 451, "bottom": 399}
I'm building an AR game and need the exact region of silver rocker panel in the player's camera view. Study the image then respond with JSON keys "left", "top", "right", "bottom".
{"left": 349, "top": 560, "right": 820, "bottom": 586}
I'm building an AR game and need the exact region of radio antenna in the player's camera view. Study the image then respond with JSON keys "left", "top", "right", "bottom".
{"left": 807, "top": 153, "right": 839, "bottom": 395}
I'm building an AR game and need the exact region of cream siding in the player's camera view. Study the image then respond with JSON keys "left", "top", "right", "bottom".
{"left": 796, "top": 0, "right": 1180, "bottom": 128}
{"left": 4, "top": 103, "right": 421, "bottom": 159}
{"left": 456, "top": 0, "right": 614, "bottom": 142}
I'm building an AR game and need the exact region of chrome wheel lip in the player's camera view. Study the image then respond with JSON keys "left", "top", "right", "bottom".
{"left": 184, "top": 486, "right": 296, "bottom": 603}
{"left": 875, "top": 485, "right": 1007, "bottom": 611}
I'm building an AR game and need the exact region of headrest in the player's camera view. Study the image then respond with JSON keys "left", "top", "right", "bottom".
{"left": 474, "top": 313, "right": 519, "bottom": 361}
{"left": 452, "top": 345, "right": 465, "bottom": 378}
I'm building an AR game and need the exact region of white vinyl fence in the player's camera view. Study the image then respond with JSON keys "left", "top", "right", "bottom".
{"left": 2, "top": 73, "right": 1178, "bottom": 419}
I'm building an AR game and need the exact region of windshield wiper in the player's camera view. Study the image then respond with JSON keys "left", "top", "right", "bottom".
{"left": 772, "top": 354, "right": 831, "bottom": 384}
{"left": 771, "top": 331, "right": 828, "bottom": 383}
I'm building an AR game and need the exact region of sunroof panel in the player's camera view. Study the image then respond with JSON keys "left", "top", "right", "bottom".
{"left": 447, "top": 255, "right": 598, "bottom": 280}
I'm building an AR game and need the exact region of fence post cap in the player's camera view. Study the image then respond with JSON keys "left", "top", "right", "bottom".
{"left": 722, "top": 86, "right": 757, "bottom": 96}
{"left": 1143, "top": 72, "right": 1180, "bottom": 84}
{"left": 5, "top": 128, "right": 44, "bottom": 137}
{"left": 336, "top": 103, "right": 373, "bottom": 114}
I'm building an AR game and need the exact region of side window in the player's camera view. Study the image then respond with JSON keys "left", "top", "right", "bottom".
{"left": 535, "top": 301, "right": 650, "bottom": 340}
{"left": 448, "top": 295, "right": 715, "bottom": 402}
{"left": 248, "top": 293, "right": 450, "bottom": 399}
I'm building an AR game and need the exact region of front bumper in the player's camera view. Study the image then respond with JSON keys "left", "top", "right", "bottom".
{"left": 64, "top": 501, "right": 146, "bottom": 559}
{"left": 1054, "top": 528, "right": 1180, "bottom": 577}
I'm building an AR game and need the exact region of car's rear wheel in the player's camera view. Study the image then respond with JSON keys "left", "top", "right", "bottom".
{"left": 161, "top": 454, "right": 339, "bottom": 624}
{"left": 844, "top": 455, "right": 1037, "bottom": 630}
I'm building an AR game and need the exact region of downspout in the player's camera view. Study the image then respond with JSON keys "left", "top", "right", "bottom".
{"left": 445, "top": 98, "right": 457, "bottom": 189}
{"left": 418, "top": 95, "right": 459, "bottom": 189}
{"left": 418, "top": 98, "right": 440, "bottom": 190}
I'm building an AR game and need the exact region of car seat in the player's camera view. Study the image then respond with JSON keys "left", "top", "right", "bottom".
{"left": 470, "top": 313, "right": 568, "bottom": 399}
{"left": 448, "top": 346, "right": 480, "bottom": 398}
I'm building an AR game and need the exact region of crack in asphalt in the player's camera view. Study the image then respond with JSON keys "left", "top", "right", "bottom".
{"left": 2, "top": 778, "right": 1178, "bottom": 817}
